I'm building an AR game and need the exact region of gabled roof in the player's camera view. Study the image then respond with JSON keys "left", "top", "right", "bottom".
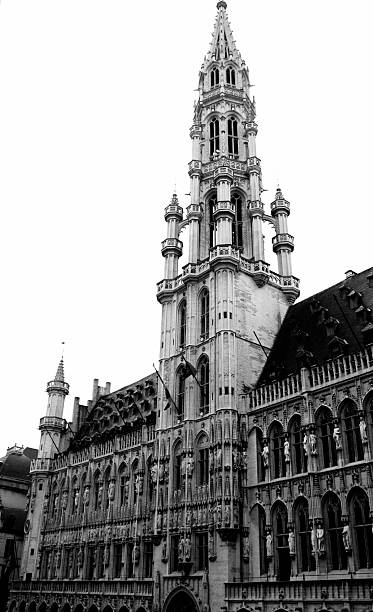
{"left": 71, "top": 373, "right": 158, "bottom": 449}
{"left": 258, "top": 267, "right": 373, "bottom": 384}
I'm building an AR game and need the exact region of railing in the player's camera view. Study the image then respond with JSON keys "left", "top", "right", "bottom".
{"left": 210, "top": 245, "right": 240, "bottom": 262}
{"left": 272, "top": 233, "right": 294, "bottom": 247}
{"left": 310, "top": 345, "right": 373, "bottom": 388}
{"left": 30, "top": 458, "right": 53, "bottom": 472}
{"left": 225, "top": 577, "right": 373, "bottom": 604}
{"left": 248, "top": 373, "right": 302, "bottom": 409}
{"left": 10, "top": 579, "right": 153, "bottom": 598}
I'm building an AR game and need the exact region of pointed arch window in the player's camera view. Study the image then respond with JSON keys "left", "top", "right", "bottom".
{"left": 210, "top": 67, "right": 219, "bottom": 88}
{"left": 341, "top": 400, "right": 363, "bottom": 463}
{"left": 228, "top": 116, "right": 238, "bottom": 157}
{"left": 348, "top": 489, "right": 373, "bottom": 569}
{"left": 179, "top": 300, "right": 187, "bottom": 348}
{"left": 176, "top": 369, "right": 185, "bottom": 421}
{"left": 272, "top": 503, "right": 290, "bottom": 581}
{"left": 256, "top": 429, "right": 265, "bottom": 483}
{"left": 226, "top": 66, "right": 236, "bottom": 86}
{"left": 316, "top": 407, "right": 337, "bottom": 468}
{"left": 208, "top": 194, "right": 216, "bottom": 248}
{"left": 199, "top": 356, "right": 209, "bottom": 416}
{"left": 93, "top": 473, "right": 101, "bottom": 511}
{"left": 200, "top": 289, "right": 209, "bottom": 341}
{"left": 197, "top": 434, "right": 209, "bottom": 486}
{"left": 173, "top": 441, "right": 183, "bottom": 492}
{"left": 132, "top": 460, "right": 138, "bottom": 506}
{"left": 294, "top": 498, "right": 315, "bottom": 572}
{"left": 289, "top": 416, "right": 307, "bottom": 474}
{"left": 323, "top": 493, "right": 347, "bottom": 570}
{"left": 231, "top": 193, "right": 243, "bottom": 249}
{"left": 209, "top": 118, "right": 220, "bottom": 156}
{"left": 269, "top": 422, "right": 285, "bottom": 479}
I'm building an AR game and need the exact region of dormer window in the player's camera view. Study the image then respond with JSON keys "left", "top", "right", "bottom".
{"left": 210, "top": 67, "right": 219, "bottom": 87}
{"left": 226, "top": 66, "right": 236, "bottom": 86}
{"left": 209, "top": 118, "right": 220, "bottom": 156}
{"left": 228, "top": 116, "right": 238, "bottom": 156}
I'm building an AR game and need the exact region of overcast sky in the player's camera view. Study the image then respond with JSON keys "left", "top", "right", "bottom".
{"left": 0, "top": 0, "right": 372, "bottom": 454}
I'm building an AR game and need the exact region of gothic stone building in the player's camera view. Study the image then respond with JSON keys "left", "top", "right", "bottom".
{"left": 10, "top": 3, "right": 373, "bottom": 612}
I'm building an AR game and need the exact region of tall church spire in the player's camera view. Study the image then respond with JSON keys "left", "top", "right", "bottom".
{"left": 207, "top": 1, "right": 239, "bottom": 64}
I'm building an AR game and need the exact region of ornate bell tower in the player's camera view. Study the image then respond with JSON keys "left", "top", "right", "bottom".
{"left": 155, "top": 2, "right": 299, "bottom": 609}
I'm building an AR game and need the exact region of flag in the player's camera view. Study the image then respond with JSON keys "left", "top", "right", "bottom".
{"left": 153, "top": 364, "right": 179, "bottom": 413}
{"left": 181, "top": 358, "right": 197, "bottom": 380}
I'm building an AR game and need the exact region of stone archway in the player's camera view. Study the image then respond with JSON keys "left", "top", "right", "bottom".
{"left": 163, "top": 588, "right": 199, "bottom": 612}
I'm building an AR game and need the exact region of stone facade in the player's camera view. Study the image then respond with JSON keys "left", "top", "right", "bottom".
{"left": 9, "top": 3, "right": 373, "bottom": 612}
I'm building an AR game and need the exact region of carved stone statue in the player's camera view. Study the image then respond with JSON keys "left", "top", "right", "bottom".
{"left": 97, "top": 484, "right": 103, "bottom": 506}
{"left": 61, "top": 490, "right": 68, "bottom": 510}
{"left": 243, "top": 536, "right": 250, "bottom": 559}
{"left": 262, "top": 444, "right": 269, "bottom": 468}
{"left": 104, "top": 545, "right": 110, "bottom": 566}
{"left": 309, "top": 432, "right": 317, "bottom": 454}
{"left": 311, "top": 528, "right": 317, "bottom": 553}
{"left": 178, "top": 537, "right": 185, "bottom": 561}
{"left": 288, "top": 530, "right": 295, "bottom": 554}
{"left": 151, "top": 464, "right": 158, "bottom": 484}
{"left": 224, "top": 504, "right": 231, "bottom": 525}
{"left": 284, "top": 438, "right": 290, "bottom": 462}
{"left": 316, "top": 526, "right": 324, "bottom": 552}
{"left": 303, "top": 433, "right": 309, "bottom": 454}
{"left": 186, "top": 456, "right": 195, "bottom": 476}
{"left": 266, "top": 532, "right": 272, "bottom": 557}
{"left": 132, "top": 544, "right": 140, "bottom": 565}
{"left": 333, "top": 425, "right": 341, "bottom": 449}
{"left": 78, "top": 546, "right": 84, "bottom": 567}
{"left": 108, "top": 481, "right": 115, "bottom": 501}
{"left": 184, "top": 536, "right": 191, "bottom": 560}
{"left": 342, "top": 524, "right": 351, "bottom": 550}
{"left": 83, "top": 486, "right": 90, "bottom": 506}
{"left": 360, "top": 416, "right": 368, "bottom": 442}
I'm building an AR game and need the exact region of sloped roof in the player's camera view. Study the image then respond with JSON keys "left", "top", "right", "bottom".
{"left": 258, "top": 267, "right": 373, "bottom": 384}
{"left": 71, "top": 373, "right": 158, "bottom": 448}
{"left": 0, "top": 451, "right": 34, "bottom": 481}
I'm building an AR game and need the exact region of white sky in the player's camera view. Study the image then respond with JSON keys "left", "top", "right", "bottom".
{"left": 0, "top": 0, "right": 372, "bottom": 454}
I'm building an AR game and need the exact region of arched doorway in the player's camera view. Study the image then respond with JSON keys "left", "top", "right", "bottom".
{"left": 163, "top": 588, "right": 199, "bottom": 612}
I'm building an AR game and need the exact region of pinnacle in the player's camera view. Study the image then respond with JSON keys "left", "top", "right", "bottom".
{"left": 217, "top": 1, "right": 227, "bottom": 8}
{"left": 171, "top": 193, "right": 179, "bottom": 206}
{"left": 55, "top": 358, "right": 65, "bottom": 382}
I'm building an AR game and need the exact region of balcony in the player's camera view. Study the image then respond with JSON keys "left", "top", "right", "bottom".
{"left": 10, "top": 579, "right": 153, "bottom": 599}
{"left": 272, "top": 233, "right": 294, "bottom": 251}
{"left": 161, "top": 238, "right": 183, "bottom": 257}
{"left": 39, "top": 416, "right": 66, "bottom": 430}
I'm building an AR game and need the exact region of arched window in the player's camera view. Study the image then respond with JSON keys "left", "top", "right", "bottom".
{"left": 227, "top": 116, "right": 238, "bottom": 156}
{"left": 289, "top": 416, "right": 307, "bottom": 474}
{"left": 226, "top": 66, "right": 236, "bottom": 86}
{"left": 348, "top": 488, "right": 373, "bottom": 569}
{"left": 231, "top": 193, "right": 243, "bottom": 249}
{"left": 269, "top": 422, "right": 285, "bottom": 479}
{"left": 173, "top": 441, "right": 183, "bottom": 492}
{"left": 118, "top": 464, "right": 127, "bottom": 507}
{"left": 176, "top": 368, "right": 185, "bottom": 421}
{"left": 200, "top": 289, "right": 209, "bottom": 341}
{"left": 208, "top": 195, "right": 216, "bottom": 248}
{"left": 199, "top": 356, "right": 209, "bottom": 416}
{"left": 365, "top": 392, "right": 373, "bottom": 450}
{"left": 256, "top": 429, "right": 265, "bottom": 483}
{"left": 294, "top": 498, "right": 315, "bottom": 572}
{"left": 322, "top": 492, "right": 347, "bottom": 570}
{"left": 272, "top": 502, "right": 290, "bottom": 580}
{"left": 132, "top": 460, "right": 138, "bottom": 506}
{"left": 210, "top": 67, "right": 219, "bottom": 87}
{"left": 93, "top": 472, "right": 101, "bottom": 511}
{"left": 197, "top": 433, "right": 209, "bottom": 486}
{"left": 179, "top": 300, "right": 187, "bottom": 348}
{"left": 209, "top": 118, "right": 220, "bottom": 156}
{"left": 341, "top": 399, "right": 363, "bottom": 463}
{"left": 316, "top": 407, "right": 337, "bottom": 468}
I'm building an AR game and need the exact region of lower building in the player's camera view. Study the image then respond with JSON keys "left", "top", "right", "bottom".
{"left": 0, "top": 445, "right": 37, "bottom": 612}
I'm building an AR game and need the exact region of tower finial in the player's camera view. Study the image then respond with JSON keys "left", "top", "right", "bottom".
{"left": 55, "top": 357, "right": 65, "bottom": 383}
{"left": 217, "top": 1, "right": 227, "bottom": 9}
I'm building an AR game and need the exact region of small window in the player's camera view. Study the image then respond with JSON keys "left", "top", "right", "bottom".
{"left": 316, "top": 407, "right": 337, "bottom": 468}
{"left": 323, "top": 493, "right": 347, "bottom": 571}
{"left": 341, "top": 400, "right": 363, "bottom": 463}
{"left": 199, "top": 356, "right": 209, "bottom": 415}
{"left": 143, "top": 541, "right": 153, "bottom": 578}
{"left": 209, "top": 118, "right": 220, "bottom": 157}
{"left": 196, "top": 531, "right": 208, "bottom": 570}
{"left": 210, "top": 67, "right": 219, "bottom": 87}
{"left": 179, "top": 300, "right": 187, "bottom": 348}
{"left": 226, "top": 66, "right": 236, "bottom": 85}
{"left": 208, "top": 194, "right": 216, "bottom": 248}
{"left": 228, "top": 117, "right": 238, "bottom": 156}
{"left": 170, "top": 535, "right": 180, "bottom": 572}
{"left": 270, "top": 423, "right": 286, "bottom": 479}
{"left": 114, "top": 543, "right": 123, "bottom": 578}
{"left": 231, "top": 193, "right": 243, "bottom": 248}
{"left": 200, "top": 290, "right": 209, "bottom": 341}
